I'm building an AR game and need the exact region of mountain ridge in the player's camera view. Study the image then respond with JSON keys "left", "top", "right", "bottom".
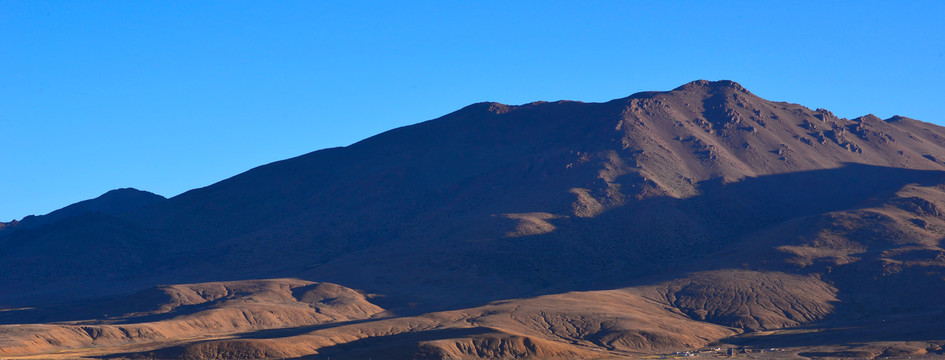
{"left": 0, "top": 188, "right": 165, "bottom": 237}
{"left": 6, "top": 79, "right": 945, "bottom": 306}
{"left": 3, "top": 80, "right": 945, "bottom": 359}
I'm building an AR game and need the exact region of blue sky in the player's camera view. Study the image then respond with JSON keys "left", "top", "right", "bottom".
{"left": 2, "top": 1, "right": 944, "bottom": 220}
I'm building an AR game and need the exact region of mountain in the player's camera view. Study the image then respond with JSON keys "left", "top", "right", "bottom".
{"left": 0, "top": 188, "right": 166, "bottom": 236}
{"left": 2, "top": 80, "right": 945, "bottom": 359}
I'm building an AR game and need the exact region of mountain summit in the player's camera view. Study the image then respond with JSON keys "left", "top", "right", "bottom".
{"left": 3, "top": 81, "right": 945, "bottom": 359}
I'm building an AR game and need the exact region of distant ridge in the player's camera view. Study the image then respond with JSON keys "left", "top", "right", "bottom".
{"left": 0, "top": 188, "right": 165, "bottom": 235}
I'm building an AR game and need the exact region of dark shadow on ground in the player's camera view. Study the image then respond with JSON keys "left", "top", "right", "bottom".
{"left": 724, "top": 308, "right": 945, "bottom": 347}
{"left": 0, "top": 286, "right": 223, "bottom": 325}
{"left": 288, "top": 327, "right": 497, "bottom": 360}
{"left": 234, "top": 317, "right": 385, "bottom": 340}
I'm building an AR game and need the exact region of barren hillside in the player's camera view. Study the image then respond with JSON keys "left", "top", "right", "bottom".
{"left": 3, "top": 80, "right": 945, "bottom": 359}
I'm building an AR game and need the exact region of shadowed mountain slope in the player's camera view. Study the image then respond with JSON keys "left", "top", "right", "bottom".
{"left": 3, "top": 80, "right": 945, "bottom": 359}
{"left": 0, "top": 188, "right": 164, "bottom": 236}
{"left": 6, "top": 80, "right": 945, "bottom": 306}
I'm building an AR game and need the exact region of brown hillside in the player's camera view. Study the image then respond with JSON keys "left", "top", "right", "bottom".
{"left": 3, "top": 80, "right": 945, "bottom": 359}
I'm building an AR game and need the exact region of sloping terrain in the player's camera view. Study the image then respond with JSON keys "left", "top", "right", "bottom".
{"left": 3, "top": 80, "right": 945, "bottom": 358}
{"left": 2, "top": 270, "right": 834, "bottom": 359}
{"left": 0, "top": 279, "right": 384, "bottom": 358}
{"left": 0, "top": 188, "right": 164, "bottom": 237}
{"left": 5, "top": 81, "right": 945, "bottom": 307}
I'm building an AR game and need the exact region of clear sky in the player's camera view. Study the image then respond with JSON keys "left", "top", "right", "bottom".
{"left": 2, "top": 1, "right": 944, "bottom": 221}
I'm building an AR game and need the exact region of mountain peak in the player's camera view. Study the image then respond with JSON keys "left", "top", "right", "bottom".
{"left": 99, "top": 187, "right": 163, "bottom": 199}
{"left": 452, "top": 101, "right": 514, "bottom": 116}
{"left": 1, "top": 187, "right": 166, "bottom": 234}
{"left": 673, "top": 79, "right": 748, "bottom": 93}
{"left": 885, "top": 115, "right": 917, "bottom": 123}
{"left": 853, "top": 114, "right": 884, "bottom": 123}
